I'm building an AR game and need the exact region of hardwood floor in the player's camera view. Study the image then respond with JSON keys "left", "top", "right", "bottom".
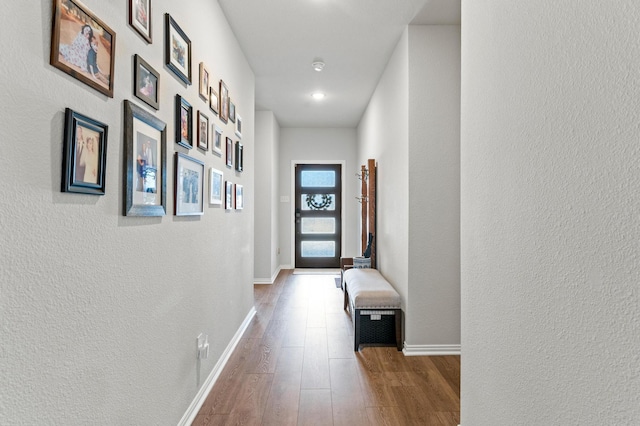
{"left": 193, "top": 269, "right": 460, "bottom": 426}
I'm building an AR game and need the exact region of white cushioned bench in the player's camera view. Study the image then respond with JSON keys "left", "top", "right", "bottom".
{"left": 342, "top": 268, "right": 403, "bottom": 351}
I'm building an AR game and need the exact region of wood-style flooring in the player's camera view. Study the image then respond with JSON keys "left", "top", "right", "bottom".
{"left": 193, "top": 269, "right": 460, "bottom": 425}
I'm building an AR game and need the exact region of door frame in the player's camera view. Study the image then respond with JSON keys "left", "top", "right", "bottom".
{"left": 290, "top": 160, "right": 346, "bottom": 268}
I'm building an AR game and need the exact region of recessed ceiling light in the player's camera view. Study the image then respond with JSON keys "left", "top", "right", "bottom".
{"left": 312, "top": 61, "right": 325, "bottom": 72}
{"left": 311, "top": 92, "right": 325, "bottom": 100}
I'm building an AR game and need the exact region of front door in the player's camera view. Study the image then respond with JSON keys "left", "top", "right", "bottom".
{"left": 294, "top": 164, "right": 342, "bottom": 268}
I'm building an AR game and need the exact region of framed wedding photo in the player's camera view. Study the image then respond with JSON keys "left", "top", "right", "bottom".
{"left": 197, "top": 111, "right": 209, "bottom": 151}
{"left": 209, "top": 168, "right": 223, "bottom": 205}
{"left": 123, "top": 100, "right": 167, "bottom": 216}
{"left": 225, "top": 181, "right": 234, "bottom": 210}
{"left": 175, "top": 95, "right": 192, "bottom": 149}
{"left": 199, "top": 62, "right": 210, "bottom": 100}
{"left": 235, "top": 184, "right": 243, "bottom": 210}
{"left": 225, "top": 137, "right": 233, "bottom": 168}
{"left": 165, "top": 14, "right": 191, "bottom": 85}
{"left": 62, "top": 108, "right": 108, "bottom": 195}
{"left": 175, "top": 153, "right": 204, "bottom": 216}
{"left": 133, "top": 55, "right": 159, "bottom": 110}
{"left": 50, "top": 0, "right": 116, "bottom": 97}
{"left": 212, "top": 125, "right": 222, "bottom": 156}
{"left": 129, "top": 0, "right": 151, "bottom": 43}
{"left": 219, "top": 79, "right": 229, "bottom": 123}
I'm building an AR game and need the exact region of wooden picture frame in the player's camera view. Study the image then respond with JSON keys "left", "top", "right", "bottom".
{"left": 199, "top": 62, "right": 210, "bottom": 100}
{"left": 229, "top": 100, "right": 236, "bottom": 123}
{"left": 209, "top": 87, "right": 219, "bottom": 115}
{"left": 225, "top": 181, "right": 234, "bottom": 210}
{"left": 123, "top": 100, "right": 167, "bottom": 216}
{"left": 225, "top": 137, "right": 233, "bottom": 168}
{"left": 219, "top": 79, "right": 229, "bottom": 123}
{"left": 62, "top": 108, "right": 108, "bottom": 195}
{"left": 50, "top": 0, "right": 116, "bottom": 97}
{"left": 165, "top": 14, "right": 191, "bottom": 85}
{"left": 133, "top": 55, "right": 159, "bottom": 110}
{"left": 129, "top": 0, "right": 151, "bottom": 43}
{"left": 209, "top": 168, "right": 223, "bottom": 205}
{"left": 212, "top": 125, "right": 223, "bottom": 156}
{"left": 197, "top": 111, "right": 209, "bottom": 151}
{"left": 175, "top": 95, "right": 192, "bottom": 149}
{"left": 235, "top": 141, "right": 243, "bottom": 173}
{"left": 235, "top": 184, "right": 243, "bottom": 210}
{"left": 235, "top": 114, "right": 243, "bottom": 139}
{"left": 175, "top": 153, "right": 204, "bottom": 216}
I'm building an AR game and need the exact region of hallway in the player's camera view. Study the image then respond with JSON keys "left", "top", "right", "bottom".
{"left": 193, "top": 269, "right": 460, "bottom": 425}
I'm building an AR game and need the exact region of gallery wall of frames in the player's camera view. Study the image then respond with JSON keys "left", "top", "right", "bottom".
{"left": 52, "top": 0, "right": 247, "bottom": 216}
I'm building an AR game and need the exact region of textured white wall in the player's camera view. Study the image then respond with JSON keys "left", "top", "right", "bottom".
{"left": 0, "top": 1, "right": 254, "bottom": 424}
{"left": 407, "top": 25, "right": 460, "bottom": 348}
{"left": 254, "top": 111, "right": 280, "bottom": 282}
{"left": 461, "top": 1, "right": 640, "bottom": 424}
{"left": 278, "top": 128, "right": 358, "bottom": 267}
{"left": 357, "top": 29, "right": 410, "bottom": 304}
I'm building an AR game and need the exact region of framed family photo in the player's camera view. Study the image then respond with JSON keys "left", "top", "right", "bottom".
{"left": 225, "top": 181, "right": 234, "bottom": 210}
{"left": 197, "top": 111, "right": 209, "bottom": 151}
{"left": 209, "top": 168, "right": 223, "bottom": 205}
{"left": 62, "top": 108, "right": 108, "bottom": 195}
{"left": 175, "top": 94, "right": 192, "bottom": 149}
{"left": 129, "top": 0, "right": 151, "bottom": 43}
{"left": 199, "top": 62, "right": 210, "bottom": 100}
{"left": 212, "top": 125, "right": 222, "bottom": 156}
{"left": 123, "top": 100, "right": 167, "bottom": 216}
{"left": 50, "top": 0, "right": 116, "bottom": 97}
{"left": 225, "top": 137, "right": 233, "bottom": 168}
{"left": 175, "top": 153, "right": 204, "bottom": 216}
{"left": 219, "top": 79, "right": 229, "bottom": 123}
{"left": 165, "top": 14, "right": 191, "bottom": 85}
{"left": 133, "top": 55, "right": 159, "bottom": 109}
{"left": 235, "top": 184, "right": 243, "bottom": 210}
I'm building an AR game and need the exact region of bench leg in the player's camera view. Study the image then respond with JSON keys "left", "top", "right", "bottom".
{"left": 343, "top": 283, "right": 349, "bottom": 311}
{"left": 354, "top": 309, "right": 361, "bottom": 351}
{"left": 395, "top": 309, "right": 402, "bottom": 351}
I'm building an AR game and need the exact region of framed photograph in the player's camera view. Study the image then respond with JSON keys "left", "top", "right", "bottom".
{"left": 199, "top": 62, "right": 210, "bottom": 100}
{"left": 225, "top": 181, "right": 234, "bottom": 210}
{"left": 197, "top": 111, "right": 209, "bottom": 151}
{"left": 229, "top": 100, "right": 236, "bottom": 123}
{"left": 212, "top": 125, "right": 223, "bottom": 156}
{"left": 209, "top": 168, "right": 223, "bottom": 205}
{"left": 235, "top": 184, "right": 243, "bottom": 210}
{"left": 165, "top": 14, "right": 191, "bottom": 85}
{"left": 133, "top": 55, "right": 159, "bottom": 109}
{"left": 175, "top": 153, "right": 204, "bottom": 216}
{"left": 50, "top": 0, "right": 116, "bottom": 97}
{"left": 235, "top": 141, "right": 243, "bottom": 173}
{"left": 209, "top": 87, "right": 219, "bottom": 115}
{"left": 235, "top": 114, "right": 243, "bottom": 139}
{"left": 225, "top": 137, "right": 233, "bottom": 168}
{"left": 219, "top": 79, "right": 229, "bottom": 123}
{"left": 62, "top": 108, "right": 108, "bottom": 195}
{"left": 175, "top": 95, "right": 192, "bottom": 149}
{"left": 123, "top": 100, "right": 166, "bottom": 216}
{"left": 129, "top": 0, "right": 151, "bottom": 43}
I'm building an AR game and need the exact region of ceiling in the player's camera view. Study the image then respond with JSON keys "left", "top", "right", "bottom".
{"left": 217, "top": 0, "right": 460, "bottom": 128}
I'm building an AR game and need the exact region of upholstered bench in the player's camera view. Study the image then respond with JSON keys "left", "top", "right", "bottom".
{"left": 342, "top": 268, "right": 403, "bottom": 351}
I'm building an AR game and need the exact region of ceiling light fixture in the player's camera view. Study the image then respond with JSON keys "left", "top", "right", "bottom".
{"left": 311, "top": 92, "right": 325, "bottom": 100}
{"left": 312, "top": 61, "right": 325, "bottom": 72}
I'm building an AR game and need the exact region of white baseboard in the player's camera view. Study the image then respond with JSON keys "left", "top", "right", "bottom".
{"left": 254, "top": 266, "right": 282, "bottom": 284}
{"left": 178, "top": 306, "right": 257, "bottom": 426}
{"left": 402, "top": 344, "right": 461, "bottom": 356}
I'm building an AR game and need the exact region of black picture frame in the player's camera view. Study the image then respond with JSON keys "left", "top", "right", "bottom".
{"left": 225, "top": 137, "right": 233, "bottom": 168}
{"left": 123, "top": 100, "right": 167, "bottom": 216}
{"left": 128, "top": 0, "right": 152, "bottom": 43}
{"left": 164, "top": 14, "right": 191, "bottom": 85}
{"left": 62, "top": 108, "right": 108, "bottom": 195}
{"left": 235, "top": 141, "right": 243, "bottom": 173}
{"left": 50, "top": 0, "right": 116, "bottom": 97}
{"left": 174, "top": 153, "right": 205, "bottom": 216}
{"left": 133, "top": 54, "right": 159, "bottom": 110}
{"left": 175, "top": 94, "right": 192, "bottom": 149}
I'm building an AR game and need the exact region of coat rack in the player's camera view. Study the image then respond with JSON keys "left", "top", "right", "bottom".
{"left": 356, "top": 159, "right": 376, "bottom": 269}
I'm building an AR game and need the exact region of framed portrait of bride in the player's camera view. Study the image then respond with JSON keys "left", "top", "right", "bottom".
{"left": 50, "top": 0, "right": 116, "bottom": 97}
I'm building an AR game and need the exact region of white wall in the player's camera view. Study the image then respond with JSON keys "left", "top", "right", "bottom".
{"left": 461, "top": 1, "right": 640, "bottom": 424}
{"left": 407, "top": 25, "right": 460, "bottom": 349}
{"left": 0, "top": 1, "right": 254, "bottom": 424}
{"left": 254, "top": 111, "right": 280, "bottom": 282}
{"left": 278, "top": 128, "right": 358, "bottom": 268}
